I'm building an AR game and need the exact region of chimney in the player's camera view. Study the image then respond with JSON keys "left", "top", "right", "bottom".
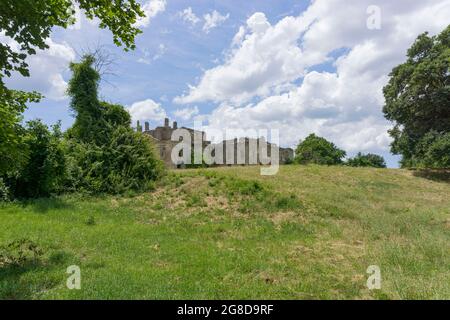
{"left": 164, "top": 118, "right": 169, "bottom": 127}
{"left": 173, "top": 121, "right": 178, "bottom": 129}
{"left": 145, "top": 122, "right": 149, "bottom": 131}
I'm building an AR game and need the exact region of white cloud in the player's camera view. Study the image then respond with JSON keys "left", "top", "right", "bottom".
{"left": 127, "top": 99, "right": 167, "bottom": 122}
{"left": 177, "top": 0, "right": 450, "bottom": 155}
{"left": 173, "top": 106, "right": 199, "bottom": 120}
{"left": 153, "top": 44, "right": 167, "bottom": 60}
{"left": 175, "top": 12, "right": 312, "bottom": 104}
{"left": 134, "top": 0, "right": 166, "bottom": 28}
{"left": 3, "top": 37, "right": 76, "bottom": 101}
{"left": 178, "top": 7, "right": 200, "bottom": 25}
{"left": 202, "top": 10, "right": 230, "bottom": 33}
{"left": 138, "top": 43, "right": 166, "bottom": 64}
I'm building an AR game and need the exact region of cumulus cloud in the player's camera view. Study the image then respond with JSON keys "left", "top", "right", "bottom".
{"left": 173, "top": 106, "right": 199, "bottom": 120}
{"left": 134, "top": 0, "right": 166, "bottom": 28}
{"left": 3, "top": 37, "right": 76, "bottom": 101}
{"left": 127, "top": 99, "right": 167, "bottom": 122}
{"left": 175, "top": 12, "right": 312, "bottom": 104}
{"left": 202, "top": 10, "right": 230, "bottom": 33}
{"left": 177, "top": 0, "right": 450, "bottom": 155}
{"left": 178, "top": 7, "right": 200, "bottom": 25}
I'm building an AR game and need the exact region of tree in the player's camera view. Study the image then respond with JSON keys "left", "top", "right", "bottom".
{"left": 6, "top": 120, "right": 66, "bottom": 198}
{"left": 66, "top": 55, "right": 131, "bottom": 145}
{"left": 413, "top": 131, "right": 450, "bottom": 168}
{"left": 383, "top": 25, "right": 450, "bottom": 168}
{"left": 0, "top": 0, "right": 145, "bottom": 187}
{"left": 64, "top": 55, "right": 164, "bottom": 194}
{"left": 0, "top": 90, "right": 41, "bottom": 175}
{"left": 295, "top": 134, "right": 346, "bottom": 165}
{"left": 346, "top": 153, "right": 387, "bottom": 168}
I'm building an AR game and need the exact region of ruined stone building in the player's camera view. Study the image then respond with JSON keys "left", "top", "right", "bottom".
{"left": 137, "top": 118, "right": 294, "bottom": 168}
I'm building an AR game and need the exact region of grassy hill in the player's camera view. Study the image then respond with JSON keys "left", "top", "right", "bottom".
{"left": 1, "top": 166, "right": 449, "bottom": 299}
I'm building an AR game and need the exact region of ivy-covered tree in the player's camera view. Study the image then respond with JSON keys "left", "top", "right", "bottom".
{"left": 0, "top": 0, "right": 146, "bottom": 196}
{"left": 383, "top": 25, "right": 450, "bottom": 168}
{"left": 64, "top": 55, "right": 164, "bottom": 194}
{"left": 346, "top": 153, "right": 387, "bottom": 168}
{"left": 66, "top": 55, "right": 131, "bottom": 145}
{"left": 295, "top": 134, "right": 346, "bottom": 165}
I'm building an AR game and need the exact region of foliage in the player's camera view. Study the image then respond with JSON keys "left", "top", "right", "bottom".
{"left": 0, "top": 1, "right": 144, "bottom": 167}
{"left": 0, "top": 0, "right": 144, "bottom": 91}
{"left": 295, "top": 134, "right": 346, "bottom": 165}
{"left": 64, "top": 55, "right": 164, "bottom": 194}
{"left": 64, "top": 128, "right": 164, "bottom": 194}
{"left": 0, "top": 89, "right": 42, "bottom": 175}
{"left": 0, "top": 178, "right": 9, "bottom": 202}
{"left": 0, "top": 1, "right": 146, "bottom": 199}
{"left": 6, "top": 120, "right": 66, "bottom": 199}
{"left": 66, "top": 55, "right": 132, "bottom": 145}
{"left": 346, "top": 153, "right": 387, "bottom": 168}
{"left": 413, "top": 131, "right": 450, "bottom": 168}
{"left": 383, "top": 25, "right": 450, "bottom": 168}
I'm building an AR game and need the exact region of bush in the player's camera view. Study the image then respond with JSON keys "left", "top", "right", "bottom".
{"left": 64, "top": 127, "right": 164, "bottom": 194}
{"left": 0, "top": 178, "right": 9, "bottom": 201}
{"left": 347, "top": 153, "right": 387, "bottom": 168}
{"left": 6, "top": 120, "right": 66, "bottom": 198}
{"left": 63, "top": 55, "right": 165, "bottom": 195}
{"left": 295, "top": 134, "right": 346, "bottom": 165}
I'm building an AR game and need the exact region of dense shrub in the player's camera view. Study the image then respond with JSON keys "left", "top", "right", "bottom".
{"left": 0, "top": 178, "right": 9, "bottom": 201}
{"left": 7, "top": 120, "right": 66, "bottom": 198}
{"left": 347, "top": 153, "right": 387, "bottom": 168}
{"left": 63, "top": 55, "right": 164, "bottom": 195}
{"left": 295, "top": 134, "right": 346, "bottom": 165}
{"left": 64, "top": 127, "right": 164, "bottom": 194}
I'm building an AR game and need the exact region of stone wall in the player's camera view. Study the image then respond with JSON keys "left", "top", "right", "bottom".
{"left": 141, "top": 118, "right": 294, "bottom": 168}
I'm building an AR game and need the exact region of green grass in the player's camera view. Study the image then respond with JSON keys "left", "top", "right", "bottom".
{"left": 1, "top": 165, "right": 449, "bottom": 299}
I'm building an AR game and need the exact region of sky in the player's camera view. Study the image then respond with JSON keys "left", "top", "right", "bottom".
{"left": 4, "top": 0, "right": 450, "bottom": 168}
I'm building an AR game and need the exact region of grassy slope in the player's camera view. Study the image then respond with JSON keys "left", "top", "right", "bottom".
{"left": 0, "top": 165, "right": 449, "bottom": 299}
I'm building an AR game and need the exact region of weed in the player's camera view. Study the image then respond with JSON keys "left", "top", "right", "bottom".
{"left": 0, "top": 239, "right": 43, "bottom": 268}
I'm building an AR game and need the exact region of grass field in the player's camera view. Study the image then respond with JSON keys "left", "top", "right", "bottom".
{"left": 0, "top": 165, "right": 449, "bottom": 299}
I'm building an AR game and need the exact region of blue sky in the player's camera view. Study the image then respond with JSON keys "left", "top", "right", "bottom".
{"left": 19, "top": 0, "right": 308, "bottom": 127}
{"left": 5, "top": 0, "right": 450, "bottom": 168}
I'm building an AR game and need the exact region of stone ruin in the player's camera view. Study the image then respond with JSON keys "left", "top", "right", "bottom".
{"left": 136, "top": 118, "right": 294, "bottom": 168}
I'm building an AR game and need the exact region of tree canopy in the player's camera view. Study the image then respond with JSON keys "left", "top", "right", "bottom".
{"left": 383, "top": 25, "right": 450, "bottom": 168}
{"left": 295, "top": 134, "right": 346, "bottom": 165}
{"left": 0, "top": 90, "right": 41, "bottom": 175}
